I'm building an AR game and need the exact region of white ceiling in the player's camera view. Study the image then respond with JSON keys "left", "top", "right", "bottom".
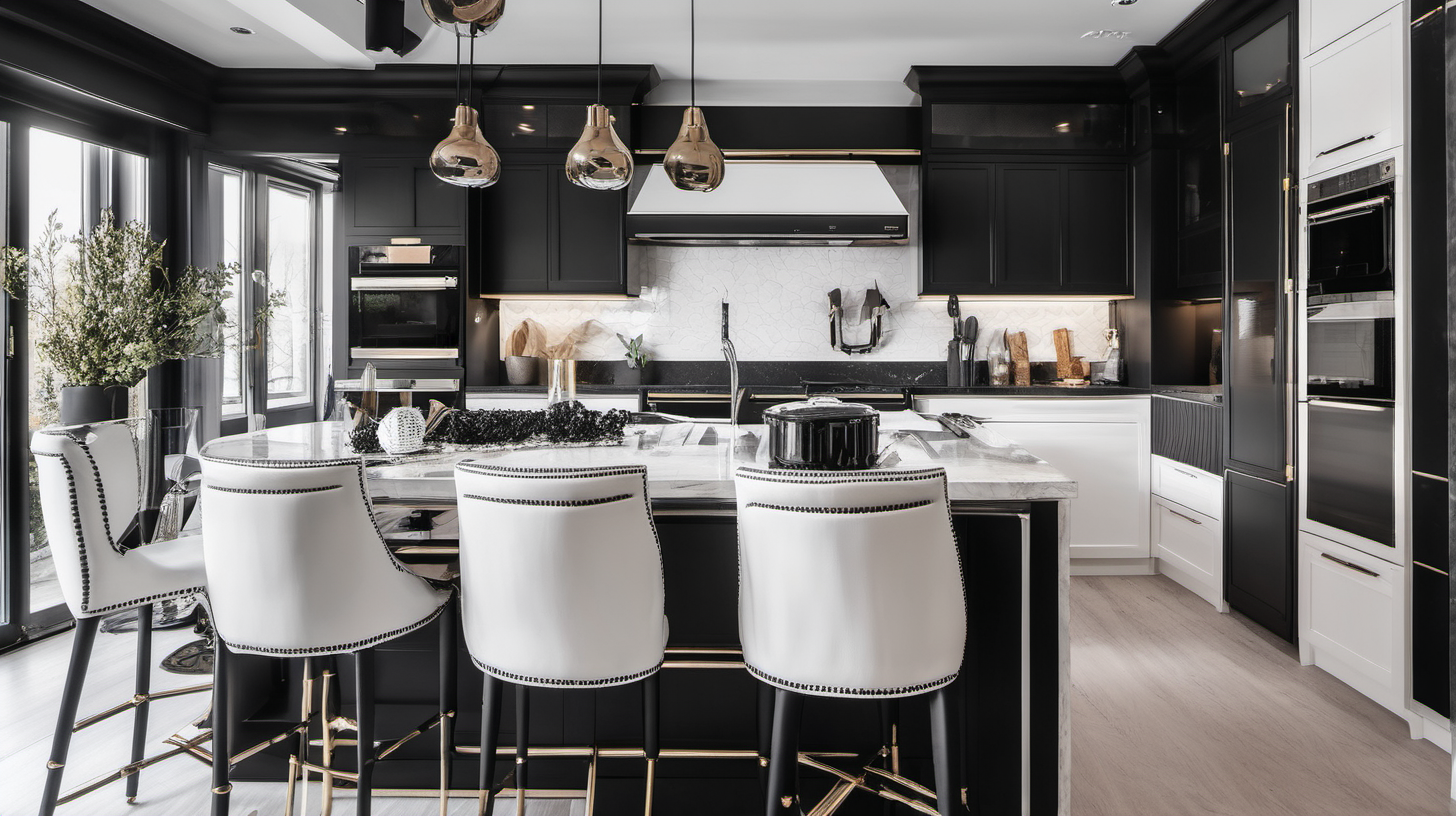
{"left": 80, "top": 0, "right": 1207, "bottom": 102}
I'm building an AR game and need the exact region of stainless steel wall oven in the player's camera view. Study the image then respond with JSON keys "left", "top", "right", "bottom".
{"left": 348, "top": 244, "right": 463, "bottom": 366}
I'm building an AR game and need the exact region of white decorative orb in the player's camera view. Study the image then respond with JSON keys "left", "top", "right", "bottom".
{"left": 377, "top": 408, "right": 426, "bottom": 455}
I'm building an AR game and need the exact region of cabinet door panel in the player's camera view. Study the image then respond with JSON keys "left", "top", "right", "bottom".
{"left": 1412, "top": 562, "right": 1450, "bottom": 717}
{"left": 922, "top": 164, "right": 993, "bottom": 294}
{"left": 994, "top": 166, "right": 1062, "bottom": 290}
{"left": 478, "top": 165, "right": 551, "bottom": 294}
{"left": 1226, "top": 114, "right": 1289, "bottom": 477}
{"left": 1226, "top": 471, "right": 1293, "bottom": 642}
{"left": 985, "top": 420, "right": 1149, "bottom": 559}
{"left": 1065, "top": 166, "right": 1129, "bottom": 291}
{"left": 1302, "top": 7, "right": 1404, "bottom": 177}
{"left": 1302, "top": 0, "right": 1396, "bottom": 56}
{"left": 349, "top": 159, "right": 415, "bottom": 230}
{"left": 553, "top": 175, "right": 626, "bottom": 292}
{"left": 413, "top": 167, "right": 464, "bottom": 232}
{"left": 1299, "top": 532, "right": 1402, "bottom": 706}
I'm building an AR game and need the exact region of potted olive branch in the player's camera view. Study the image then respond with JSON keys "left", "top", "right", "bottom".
{"left": 1, "top": 210, "right": 237, "bottom": 424}
{"left": 616, "top": 333, "right": 651, "bottom": 386}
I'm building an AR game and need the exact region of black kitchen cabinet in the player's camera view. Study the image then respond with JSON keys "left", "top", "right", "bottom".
{"left": 1225, "top": 471, "right": 1294, "bottom": 643}
{"left": 922, "top": 164, "right": 993, "bottom": 292}
{"left": 343, "top": 156, "right": 466, "bottom": 238}
{"left": 1409, "top": 5, "right": 1449, "bottom": 479}
{"left": 922, "top": 161, "right": 1129, "bottom": 296}
{"left": 1226, "top": 13, "right": 1292, "bottom": 119}
{"left": 1224, "top": 111, "right": 1290, "bottom": 480}
{"left": 1412, "top": 563, "right": 1450, "bottom": 717}
{"left": 474, "top": 163, "right": 632, "bottom": 296}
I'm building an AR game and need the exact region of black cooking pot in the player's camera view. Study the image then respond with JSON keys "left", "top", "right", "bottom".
{"left": 763, "top": 397, "right": 880, "bottom": 470}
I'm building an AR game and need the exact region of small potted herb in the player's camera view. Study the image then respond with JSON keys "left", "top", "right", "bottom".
{"left": 616, "top": 333, "right": 651, "bottom": 386}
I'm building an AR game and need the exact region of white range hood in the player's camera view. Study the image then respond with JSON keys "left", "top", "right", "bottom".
{"left": 626, "top": 160, "right": 909, "bottom": 247}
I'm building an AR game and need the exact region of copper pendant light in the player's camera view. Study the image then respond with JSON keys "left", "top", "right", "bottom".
{"left": 663, "top": 0, "right": 724, "bottom": 192}
{"left": 429, "top": 27, "right": 501, "bottom": 188}
{"left": 565, "top": 0, "right": 633, "bottom": 191}
{"left": 421, "top": 0, "right": 505, "bottom": 32}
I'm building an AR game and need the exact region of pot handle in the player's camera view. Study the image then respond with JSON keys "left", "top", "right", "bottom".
{"left": 805, "top": 396, "right": 844, "bottom": 406}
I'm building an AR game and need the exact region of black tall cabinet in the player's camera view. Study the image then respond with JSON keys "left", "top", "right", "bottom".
{"left": 1218, "top": 7, "right": 1298, "bottom": 643}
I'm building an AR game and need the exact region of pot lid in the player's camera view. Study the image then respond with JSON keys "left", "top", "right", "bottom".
{"left": 763, "top": 396, "right": 878, "bottom": 422}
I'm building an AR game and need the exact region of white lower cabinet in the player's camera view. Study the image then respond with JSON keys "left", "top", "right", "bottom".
{"left": 1299, "top": 531, "right": 1405, "bottom": 714}
{"left": 916, "top": 397, "right": 1150, "bottom": 566}
{"left": 1153, "top": 496, "right": 1225, "bottom": 611}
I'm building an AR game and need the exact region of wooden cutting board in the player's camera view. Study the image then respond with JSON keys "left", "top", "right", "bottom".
{"left": 1008, "top": 331, "right": 1031, "bottom": 386}
{"left": 1054, "top": 328, "right": 1075, "bottom": 379}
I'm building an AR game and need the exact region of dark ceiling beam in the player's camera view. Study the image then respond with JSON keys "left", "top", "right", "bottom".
{"left": 0, "top": 0, "right": 214, "bottom": 132}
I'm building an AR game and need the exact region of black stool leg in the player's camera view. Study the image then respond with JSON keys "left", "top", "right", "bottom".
{"left": 438, "top": 601, "right": 457, "bottom": 814}
{"left": 515, "top": 684, "right": 530, "bottom": 815}
{"left": 478, "top": 674, "right": 503, "bottom": 816}
{"left": 39, "top": 616, "right": 100, "bottom": 816}
{"left": 643, "top": 673, "right": 660, "bottom": 816}
{"left": 757, "top": 682, "right": 774, "bottom": 790}
{"left": 356, "top": 647, "right": 376, "bottom": 816}
{"left": 126, "top": 603, "right": 154, "bottom": 804}
{"left": 928, "top": 686, "right": 965, "bottom": 816}
{"left": 211, "top": 641, "right": 231, "bottom": 816}
{"left": 766, "top": 688, "right": 803, "bottom": 816}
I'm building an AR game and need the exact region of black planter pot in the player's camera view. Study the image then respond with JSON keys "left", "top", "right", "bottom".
{"left": 59, "top": 385, "right": 129, "bottom": 425}
{"left": 616, "top": 363, "right": 646, "bottom": 386}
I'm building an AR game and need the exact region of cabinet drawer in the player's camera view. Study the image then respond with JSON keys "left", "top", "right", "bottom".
{"left": 1300, "top": 0, "right": 1400, "bottom": 57}
{"left": 1299, "top": 531, "right": 1404, "bottom": 709}
{"left": 1151, "top": 455, "right": 1223, "bottom": 519}
{"left": 1153, "top": 497, "right": 1223, "bottom": 609}
{"left": 1302, "top": 7, "right": 1405, "bottom": 177}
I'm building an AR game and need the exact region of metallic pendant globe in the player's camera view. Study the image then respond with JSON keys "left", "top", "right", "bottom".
{"left": 429, "top": 105, "right": 501, "bottom": 188}
{"left": 421, "top": 0, "right": 505, "bottom": 31}
{"left": 663, "top": 106, "right": 725, "bottom": 192}
{"left": 565, "top": 104, "right": 633, "bottom": 191}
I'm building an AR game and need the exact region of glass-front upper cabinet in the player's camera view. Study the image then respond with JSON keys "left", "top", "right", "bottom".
{"left": 1229, "top": 15, "right": 1293, "bottom": 114}
{"left": 929, "top": 103, "right": 1127, "bottom": 152}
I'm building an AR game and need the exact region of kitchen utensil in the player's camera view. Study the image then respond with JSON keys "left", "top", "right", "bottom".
{"left": 946, "top": 295, "right": 964, "bottom": 387}
{"left": 961, "top": 315, "right": 979, "bottom": 386}
{"left": 1054, "top": 328, "right": 1075, "bottom": 380}
{"left": 1008, "top": 331, "right": 1031, "bottom": 386}
{"left": 763, "top": 396, "right": 880, "bottom": 470}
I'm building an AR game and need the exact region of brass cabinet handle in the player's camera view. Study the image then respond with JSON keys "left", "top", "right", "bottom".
{"left": 1320, "top": 552, "right": 1381, "bottom": 578}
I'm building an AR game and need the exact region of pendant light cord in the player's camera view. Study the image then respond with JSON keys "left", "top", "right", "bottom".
{"left": 467, "top": 25, "right": 476, "bottom": 106}
{"left": 690, "top": 0, "right": 696, "bottom": 108}
{"left": 596, "top": 0, "right": 603, "bottom": 104}
{"left": 454, "top": 29, "right": 462, "bottom": 105}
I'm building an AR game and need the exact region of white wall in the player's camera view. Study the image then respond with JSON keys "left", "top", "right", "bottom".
{"left": 499, "top": 165, "right": 1113, "bottom": 363}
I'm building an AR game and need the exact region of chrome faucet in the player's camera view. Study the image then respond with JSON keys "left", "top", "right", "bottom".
{"left": 721, "top": 301, "right": 740, "bottom": 426}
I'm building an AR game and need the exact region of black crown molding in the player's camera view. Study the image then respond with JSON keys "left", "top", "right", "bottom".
{"left": 904, "top": 65, "right": 1129, "bottom": 103}
{"left": 213, "top": 65, "right": 661, "bottom": 107}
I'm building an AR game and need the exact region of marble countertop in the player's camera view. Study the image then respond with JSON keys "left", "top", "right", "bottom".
{"left": 201, "top": 421, "right": 1076, "bottom": 506}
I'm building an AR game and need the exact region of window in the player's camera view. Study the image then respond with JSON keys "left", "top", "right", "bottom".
{"left": 207, "top": 164, "right": 320, "bottom": 423}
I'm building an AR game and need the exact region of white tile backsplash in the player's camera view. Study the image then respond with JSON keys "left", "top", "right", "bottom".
{"left": 499, "top": 165, "right": 1111, "bottom": 364}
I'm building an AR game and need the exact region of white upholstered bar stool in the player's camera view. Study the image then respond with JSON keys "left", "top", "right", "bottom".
{"left": 31, "top": 419, "right": 210, "bottom": 816}
{"left": 454, "top": 462, "right": 667, "bottom": 816}
{"left": 200, "top": 455, "right": 454, "bottom": 816}
{"left": 735, "top": 466, "right": 969, "bottom": 816}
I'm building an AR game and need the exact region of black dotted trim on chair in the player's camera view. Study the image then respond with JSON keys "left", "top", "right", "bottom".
{"left": 735, "top": 466, "right": 946, "bottom": 485}
{"left": 206, "top": 484, "right": 342, "bottom": 495}
{"left": 354, "top": 461, "right": 419, "bottom": 576}
{"left": 71, "top": 437, "right": 120, "bottom": 555}
{"left": 744, "top": 499, "right": 934, "bottom": 515}
{"left": 201, "top": 455, "right": 363, "bottom": 469}
{"left": 216, "top": 593, "right": 450, "bottom": 656}
{"left": 457, "top": 462, "right": 648, "bottom": 480}
{"left": 472, "top": 656, "right": 663, "bottom": 688}
{"left": 461, "top": 493, "right": 633, "bottom": 508}
{"left": 32, "top": 449, "right": 92, "bottom": 610}
{"left": 745, "top": 663, "right": 958, "bottom": 698}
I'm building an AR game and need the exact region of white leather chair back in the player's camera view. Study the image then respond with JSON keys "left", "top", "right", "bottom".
{"left": 454, "top": 463, "right": 666, "bottom": 687}
{"left": 32, "top": 420, "right": 204, "bottom": 618}
{"left": 734, "top": 466, "right": 966, "bottom": 698}
{"left": 200, "top": 456, "right": 449, "bottom": 656}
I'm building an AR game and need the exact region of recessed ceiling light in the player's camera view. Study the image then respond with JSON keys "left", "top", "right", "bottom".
{"left": 1111, "top": 0, "right": 1138, "bottom": 5}
{"left": 1081, "top": 29, "right": 1131, "bottom": 39}
{"left": 229, "top": 26, "right": 254, "bottom": 35}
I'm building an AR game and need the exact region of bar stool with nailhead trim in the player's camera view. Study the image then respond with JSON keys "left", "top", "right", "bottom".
{"left": 200, "top": 455, "right": 455, "bottom": 816}
{"left": 31, "top": 419, "right": 212, "bottom": 816}
{"left": 735, "top": 466, "right": 970, "bottom": 816}
{"left": 454, "top": 462, "right": 667, "bottom": 816}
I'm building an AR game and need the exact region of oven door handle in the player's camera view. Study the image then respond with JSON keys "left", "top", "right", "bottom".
{"left": 1306, "top": 195, "right": 1390, "bottom": 225}
{"left": 350, "top": 276, "right": 458, "bottom": 291}
{"left": 1307, "top": 398, "right": 1391, "bottom": 413}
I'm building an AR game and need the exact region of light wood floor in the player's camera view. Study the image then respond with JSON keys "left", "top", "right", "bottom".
{"left": 1072, "top": 575, "right": 1454, "bottom": 816}
{"left": 2, "top": 576, "right": 1452, "bottom": 815}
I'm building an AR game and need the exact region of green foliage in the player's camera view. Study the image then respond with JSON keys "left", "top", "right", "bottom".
{"left": 1, "top": 210, "right": 236, "bottom": 388}
{"left": 616, "top": 332, "right": 650, "bottom": 369}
